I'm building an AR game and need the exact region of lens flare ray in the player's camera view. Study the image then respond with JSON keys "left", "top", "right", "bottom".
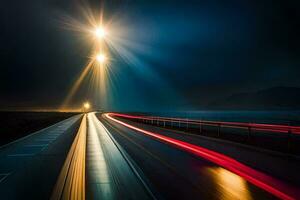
{"left": 59, "top": 2, "right": 185, "bottom": 110}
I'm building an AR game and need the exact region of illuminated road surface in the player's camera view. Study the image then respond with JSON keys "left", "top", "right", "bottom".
{"left": 85, "top": 113, "right": 152, "bottom": 199}
{"left": 0, "top": 115, "right": 82, "bottom": 199}
{"left": 1, "top": 112, "right": 299, "bottom": 200}
{"left": 0, "top": 113, "right": 152, "bottom": 200}
{"left": 101, "top": 113, "right": 300, "bottom": 200}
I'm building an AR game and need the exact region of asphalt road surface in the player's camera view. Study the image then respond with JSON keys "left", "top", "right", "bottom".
{"left": 0, "top": 112, "right": 299, "bottom": 200}
{"left": 101, "top": 113, "right": 299, "bottom": 200}
{"left": 85, "top": 113, "right": 152, "bottom": 200}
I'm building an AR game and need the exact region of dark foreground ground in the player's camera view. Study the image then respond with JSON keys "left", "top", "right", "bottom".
{"left": 0, "top": 111, "right": 78, "bottom": 146}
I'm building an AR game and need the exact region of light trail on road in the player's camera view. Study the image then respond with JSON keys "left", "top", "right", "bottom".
{"left": 51, "top": 115, "right": 87, "bottom": 200}
{"left": 106, "top": 113, "right": 298, "bottom": 200}
{"left": 86, "top": 113, "right": 152, "bottom": 199}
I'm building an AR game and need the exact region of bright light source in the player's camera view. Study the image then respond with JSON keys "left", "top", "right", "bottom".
{"left": 83, "top": 102, "right": 90, "bottom": 109}
{"left": 94, "top": 27, "right": 107, "bottom": 38}
{"left": 96, "top": 53, "right": 106, "bottom": 63}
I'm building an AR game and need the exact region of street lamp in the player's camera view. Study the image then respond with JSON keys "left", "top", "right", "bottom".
{"left": 83, "top": 102, "right": 90, "bottom": 112}
{"left": 96, "top": 53, "right": 106, "bottom": 64}
{"left": 94, "top": 26, "right": 107, "bottom": 39}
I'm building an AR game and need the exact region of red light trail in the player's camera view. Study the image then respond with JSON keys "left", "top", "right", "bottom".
{"left": 106, "top": 113, "right": 299, "bottom": 200}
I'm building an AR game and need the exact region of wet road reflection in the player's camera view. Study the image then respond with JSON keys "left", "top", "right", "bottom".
{"left": 206, "top": 167, "right": 253, "bottom": 200}
{"left": 86, "top": 114, "right": 112, "bottom": 199}
{"left": 86, "top": 113, "right": 151, "bottom": 199}
{"left": 103, "top": 114, "right": 296, "bottom": 199}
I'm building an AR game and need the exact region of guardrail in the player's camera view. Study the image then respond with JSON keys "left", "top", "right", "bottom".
{"left": 109, "top": 113, "right": 300, "bottom": 153}
{"left": 110, "top": 113, "right": 300, "bottom": 134}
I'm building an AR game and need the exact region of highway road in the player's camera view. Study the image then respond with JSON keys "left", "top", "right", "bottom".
{"left": 0, "top": 112, "right": 299, "bottom": 199}
{"left": 101, "top": 113, "right": 300, "bottom": 200}
{"left": 0, "top": 113, "right": 152, "bottom": 200}
{"left": 85, "top": 113, "right": 152, "bottom": 200}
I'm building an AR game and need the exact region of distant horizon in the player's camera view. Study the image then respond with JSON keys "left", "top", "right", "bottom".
{"left": 2, "top": 85, "right": 300, "bottom": 112}
{"left": 1, "top": 1, "right": 299, "bottom": 111}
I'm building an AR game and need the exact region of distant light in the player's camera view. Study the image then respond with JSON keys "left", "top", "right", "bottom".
{"left": 96, "top": 53, "right": 106, "bottom": 63}
{"left": 94, "top": 27, "right": 107, "bottom": 39}
{"left": 83, "top": 102, "right": 90, "bottom": 109}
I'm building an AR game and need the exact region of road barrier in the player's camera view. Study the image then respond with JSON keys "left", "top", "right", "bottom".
{"left": 109, "top": 113, "right": 300, "bottom": 154}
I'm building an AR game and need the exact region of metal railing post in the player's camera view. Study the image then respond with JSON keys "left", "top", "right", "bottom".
{"left": 287, "top": 129, "right": 292, "bottom": 153}
{"left": 186, "top": 119, "right": 189, "bottom": 130}
{"left": 199, "top": 120, "right": 202, "bottom": 134}
{"left": 248, "top": 125, "right": 251, "bottom": 142}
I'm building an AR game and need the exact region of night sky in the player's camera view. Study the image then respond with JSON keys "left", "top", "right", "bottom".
{"left": 0, "top": 0, "right": 299, "bottom": 111}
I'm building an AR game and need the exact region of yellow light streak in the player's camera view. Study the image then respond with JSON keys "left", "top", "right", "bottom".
{"left": 51, "top": 115, "right": 87, "bottom": 200}
{"left": 206, "top": 167, "right": 253, "bottom": 200}
{"left": 61, "top": 60, "right": 94, "bottom": 109}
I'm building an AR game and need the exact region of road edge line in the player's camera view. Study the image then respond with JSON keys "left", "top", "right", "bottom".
{"left": 98, "top": 113, "right": 157, "bottom": 200}
{"left": 50, "top": 114, "right": 86, "bottom": 200}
